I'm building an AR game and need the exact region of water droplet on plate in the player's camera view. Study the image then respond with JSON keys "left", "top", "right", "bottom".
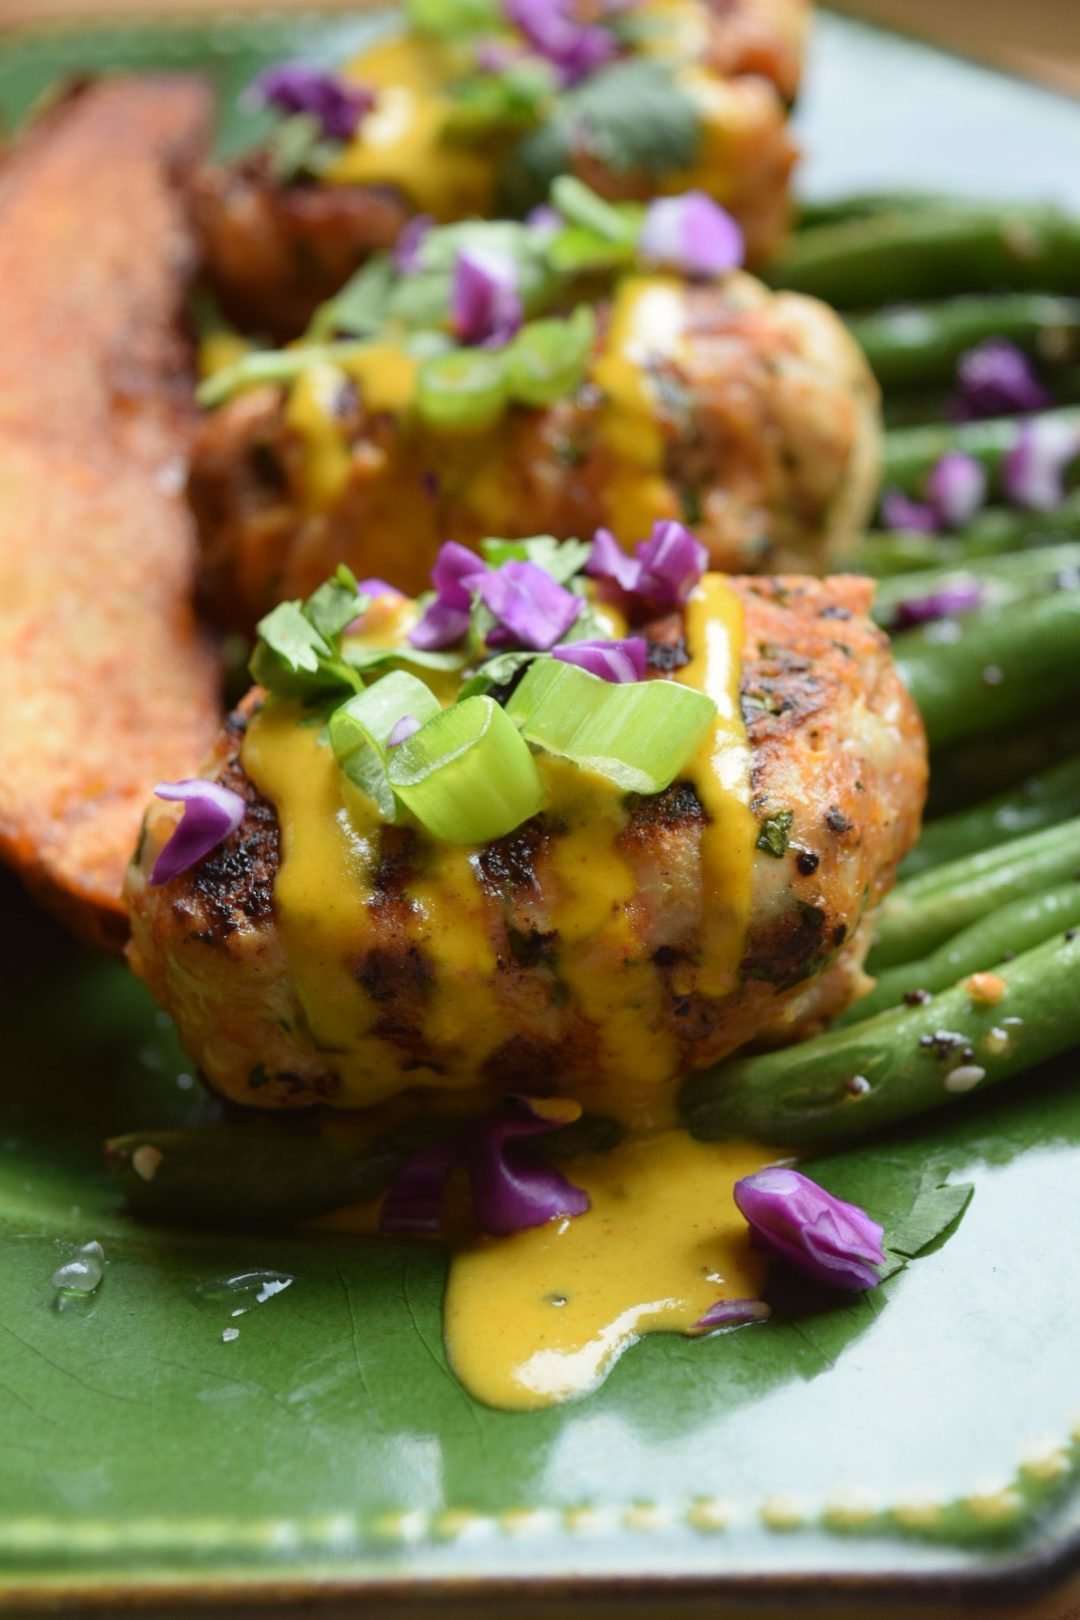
{"left": 52, "top": 1240, "right": 104, "bottom": 1298}
{"left": 194, "top": 1270, "right": 295, "bottom": 1319}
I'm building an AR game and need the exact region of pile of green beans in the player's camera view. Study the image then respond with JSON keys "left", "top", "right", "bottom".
{"left": 677, "top": 191, "right": 1080, "bottom": 1152}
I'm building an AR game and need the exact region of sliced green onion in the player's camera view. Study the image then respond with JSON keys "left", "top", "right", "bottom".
{"left": 416, "top": 347, "right": 510, "bottom": 431}
{"left": 505, "top": 658, "right": 716, "bottom": 794}
{"left": 197, "top": 342, "right": 372, "bottom": 410}
{"left": 551, "top": 176, "right": 637, "bottom": 242}
{"left": 329, "top": 673, "right": 442, "bottom": 820}
{"left": 545, "top": 222, "right": 640, "bottom": 275}
{"left": 505, "top": 307, "right": 596, "bottom": 407}
{"left": 388, "top": 697, "right": 545, "bottom": 843}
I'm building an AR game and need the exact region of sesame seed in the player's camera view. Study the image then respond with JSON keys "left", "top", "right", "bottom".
{"left": 965, "top": 971, "right": 1007, "bottom": 1006}
{"left": 984, "top": 1026, "right": 1011, "bottom": 1057}
{"left": 846, "top": 1075, "right": 871, "bottom": 1096}
{"left": 945, "top": 1064, "right": 987, "bottom": 1094}
{"left": 132, "top": 1144, "right": 163, "bottom": 1182}
{"left": 982, "top": 665, "right": 1004, "bottom": 686}
{"left": 221, "top": 1327, "right": 239, "bottom": 1343}
{"left": 903, "top": 988, "right": 932, "bottom": 1006}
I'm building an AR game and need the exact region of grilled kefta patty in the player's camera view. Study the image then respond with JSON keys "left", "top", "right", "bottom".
{"left": 126, "top": 575, "right": 925, "bottom": 1121}
{"left": 195, "top": 0, "right": 809, "bottom": 340}
{"left": 191, "top": 273, "right": 880, "bottom": 632}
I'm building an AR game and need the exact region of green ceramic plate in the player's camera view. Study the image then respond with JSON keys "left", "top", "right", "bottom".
{"left": 2, "top": 11, "right": 1080, "bottom": 1616}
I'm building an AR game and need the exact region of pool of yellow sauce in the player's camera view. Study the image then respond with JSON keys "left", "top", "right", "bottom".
{"left": 445, "top": 1130, "right": 776, "bottom": 1410}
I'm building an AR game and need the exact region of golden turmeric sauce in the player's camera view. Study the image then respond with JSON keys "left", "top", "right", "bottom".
{"left": 242, "top": 575, "right": 752, "bottom": 1123}
{"left": 242, "top": 577, "right": 763, "bottom": 1407}
{"left": 329, "top": 35, "right": 496, "bottom": 219}
{"left": 593, "top": 274, "right": 685, "bottom": 540}
{"left": 676, "top": 576, "right": 757, "bottom": 999}
{"left": 446, "top": 1130, "right": 774, "bottom": 1410}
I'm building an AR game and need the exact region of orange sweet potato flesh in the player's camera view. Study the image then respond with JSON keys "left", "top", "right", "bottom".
{"left": 0, "top": 78, "right": 222, "bottom": 949}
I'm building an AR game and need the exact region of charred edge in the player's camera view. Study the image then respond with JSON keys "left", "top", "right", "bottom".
{"left": 474, "top": 816, "right": 553, "bottom": 898}
{"left": 741, "top": 900, "right": 830, "bottom": 990}
{"left": 623, "top": 780, "right": 707, "bottom": 835}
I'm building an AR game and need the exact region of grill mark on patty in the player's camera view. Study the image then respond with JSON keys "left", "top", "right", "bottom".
{"left": 623, "top": 780, "right": 707, "bottom": 836}
{"left": 181, "top": 705, "right": 280, "bottom": 942}
{"left": 474, "top": 816, "right": 552, "bottom": 899}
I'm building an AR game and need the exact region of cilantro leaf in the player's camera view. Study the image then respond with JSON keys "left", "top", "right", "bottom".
{"left": 500, "top": 59, "right": 701, "bottom": 211}
{"left": 481, "top": 535, "right": 591, "bottom": 582}
{"left": 308, "top": 255, "right": 394, "bottom": 342}
{"left": 305, "top": 565, "right": 365, "bottom": 641}
{"left": 756, "top": 810, "right": 794, "bottom": 859}
{"left": 887, "top": 1177, "right": 974, "bottom": 1259}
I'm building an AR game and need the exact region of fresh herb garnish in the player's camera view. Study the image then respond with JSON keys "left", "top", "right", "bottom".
{"left": 250, "top": 566, "right": 366, "bottom": 701}
{"left": 757, "top": 810, "right": 795, "bottom": 859}
{"left": 500, "top": 58, "right": 701, "bottom": 211}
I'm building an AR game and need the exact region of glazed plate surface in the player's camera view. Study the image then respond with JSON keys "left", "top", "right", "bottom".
{"left": 1, "top": 10, "right": 1080, "bottom": 1614}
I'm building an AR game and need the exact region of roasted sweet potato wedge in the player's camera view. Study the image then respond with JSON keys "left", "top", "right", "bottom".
{"left": 0, "top": 78, "right": 222, "bottom": 948}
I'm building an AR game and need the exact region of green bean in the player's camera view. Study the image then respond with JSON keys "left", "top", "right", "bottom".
{"left": 839, "top": 882, "right": 1080, "bottom": 1026}
{"left": 849, "top": 293, "right": 1080, "bottom": 392}
{"left": 927, "top": 718, "right": 1080, "bottom": 816}
{"left": 106, "top": 1126, "right": 403, "bottom": 1227}
{"left": 873, "top": 543, "right": 1080, "bottom": 628}
{"left": 766, "top": 208, "right": 1080, "bottom": 308}
{"left": 868, "top": 816, "right": 1080, "bottom": 972}
{"left": 904, "top": 756, "right": 1080, "bottom": 877}
{"left": 858, "top": 494, "right": 1080, "bottom": 577}
{"left": 882, "top": 407, "right": 1080, "bottom": 496}
{"left": 896, "top": 590, "right": 1080, "bottom": 749}
{"left": 795, "top": 193, "right": 970, "bottom": 232}
{"left": 680, "top": 931, "right": 1080, "bottom": 1149}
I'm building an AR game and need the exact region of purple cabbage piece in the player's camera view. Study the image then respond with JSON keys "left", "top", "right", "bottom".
{"left": 694, "top": 1297, "right": 772, "bottom": 1331}
{"left": 379, "top": 1143, "right": 459, "bottom": 1236}
{"left": 505, "top": 0, "right": 618, "bottom": 86}
{"left": 474, "top": 560, "right": 583, "bottom": 650}
{"left": 408, "top": 599, "right": 472, "bottom": 650}
{"left": 585, "top": 526, "right": 642, "bottom": 592}
{"left": 250, "top": 62, "right": 374, "bottom": 141}
{"left": 149, "top": 780, "right": 246, "bottom": 887}
{"left": 552, "top": 636, "right": 648, "bottom": 682}
{"left": 393, "top": 214, "right": 434, "bottom": 275}
{"left": 387, "top": 714, "right": 422, "bottom": 748}
{"left": 636, "top": 519, "right": 709, "bottom": 609}
{"left": 894, "top": 581, "right": 983, "bottom": 629}
{"left": 639, "top": 192, "right": 745, "bottom": 279}
{"left": 354, "top": 577, "right": 404, "bottom": 601}
{"left": 880, "top": 488, "right": 939, "bottom": 535}
{"left": 525, "top": 203, "right": 563, "bottom": 236}
{"left": 468, "top": 1097, "right": 590, "bottom": 1236}
{"left": 408, "top": 541, "right": 487, "bottom": 649}
{"left": 733, "top": 1167, "right": 885, "bottom": 1292}
{"left": 1003, "top": 416, "right": 1080, "bottom": 512}
{"left": 451, "top": 247, "right": 523, "bottom": 348}
{"left": 585, "top": 520, "right": 707, "bottom": 611}
{"left": 925, "top": 451, "right": 987, "bottom": 531}
{"left": 951, "top": 338, "right": 1051, "bottom": 421}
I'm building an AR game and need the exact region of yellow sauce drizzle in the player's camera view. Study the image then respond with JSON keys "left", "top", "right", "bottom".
{"left": 328, "top": 36, "right": 496, "bottom": 220}
{"left": 676, "top": 576, "right": 757, "bottom": 998}
{"left": 284, "top": 363, "right": 355, "bottom": 512}
{"left": 242, "top": 576, "right": 753, "bottom": 1119}
{"left": 445, "top": 1130, "right": 775, "bottom": 1410}
{"left": 593, "top": 274, "right": 685, "bottom": 540}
